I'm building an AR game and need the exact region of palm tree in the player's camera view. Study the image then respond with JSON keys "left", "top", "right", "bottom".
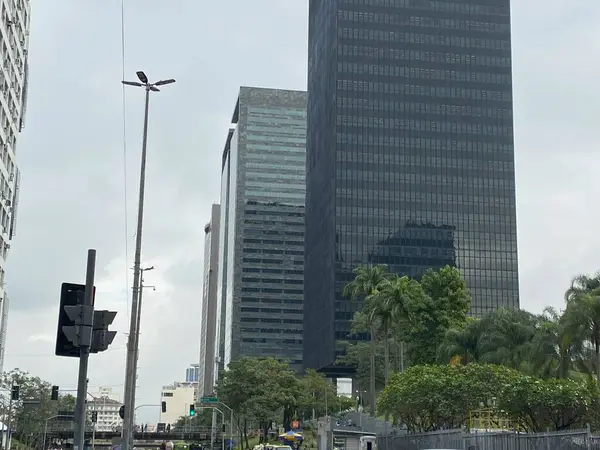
{"left": 377, "top": 275, "right": 421, "bottom": 376}
{"left": 436, "top": 318, "right": 482, "bottom": 365}
{"left": 476, "top": 308, "right": 537, "bottom": 370}
{"left": 563, "top": 273, "right": 600, "bottom": 382}
{"left": 529, "top": 307, "right": 584, "bottom": 378}
{"left": 343, "top": 264, "right": 392, "bottom": 416}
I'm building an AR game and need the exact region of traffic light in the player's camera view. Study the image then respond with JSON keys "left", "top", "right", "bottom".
{"left": 161, "top": 401, "right": 166, "bottom": 413}
{"left": 222, "top": 424, "right": 226, "bottom": 432}
{"left": 11, "top": 385, "right": 18, "bottom": 401}
{"left": 51, "top": 386, "right": 59, "bottom": 400}
{"left": 90, "top": 310, "right": 117, "bottom": 353}
{"left": 91, "top": 411, "right": 98, "bottom": 423}
{"left": 119, "top": 405, "right": 125, "bottom": 420}
{"left": 55, "top": 283, "right": 95, "bottom": 357}
{"left": 189, "top": 404, "right": 195, "bottom": 416}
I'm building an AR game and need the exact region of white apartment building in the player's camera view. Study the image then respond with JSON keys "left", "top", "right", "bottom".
{"left": 159, "top": 382, "right": 195, "bottom": 426}
{"left": 90, "top": 386, "right": 123, "bottom": 403}
{"left": 0, "top": 0, "right": 30, "bottom": 372}
{"left": 87, "top": 396, "right": 122, "bottom": 432}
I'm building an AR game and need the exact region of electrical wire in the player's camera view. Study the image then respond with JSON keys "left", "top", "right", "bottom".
{"left": 121, "top": 0, "right": 130, "bottom": 323}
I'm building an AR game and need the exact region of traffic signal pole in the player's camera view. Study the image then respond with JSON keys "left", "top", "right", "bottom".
{"left": 73, "top": 250, "right": 96, "bottom": 450}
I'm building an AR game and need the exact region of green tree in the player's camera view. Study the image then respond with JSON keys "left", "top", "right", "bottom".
{"left": 563, "top": 272, "right": 600, "bottom": 381}
{"left": 377, "top": 363, "right": 520, "bottom": 432}
{"left": 498, "top": 375, "right": 599, "bottom": 432}
{"left": 337, "top": 340, "right": 385, "bottom": 401}
{"left": 215, "top": 358, "right": 302, "bottom": 449}
{"left": 436, "top": 317, "right": 482, "bottom": 365}
{"left": 400, "top": 266, "right": 470, "bottom": 365}
{"left": 374, "top": 276, "right": 422, "bottom": 378}
{"left": 476, "top": 308, "right": 538, "bottom": 371}
{"left": 419, "top": 266, "right": 471, "bottom": 326}
{"left": 343, "top": 264, "right": 391, "bottom": 417}
{"left": 173, "top": 409, "right": 213, "bottom": 429}
{"left": 298, "top": 370, "right": 337, "bottom": 419}
{"left": 0, "top": 369, "right": 77, "bottom": 448}
{"left": 529, "top": 307, "right": 586, "bottom": 379}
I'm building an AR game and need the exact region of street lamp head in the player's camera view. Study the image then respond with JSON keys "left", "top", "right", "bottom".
{"left": 154, "top": 79, "right": 176, "bottom": 86}
{"left": 149, "top": 86, "right": 160, "bottom": 92}
{"left": 122, "top": 81, "right": 143, "bottom": 87}
{"left": 136, "top": 71, "right": 148, "bottom": 84}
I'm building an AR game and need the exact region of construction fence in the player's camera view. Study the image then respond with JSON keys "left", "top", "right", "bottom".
{"left": 377, "top": 427, "right": 600, "bottom": 450}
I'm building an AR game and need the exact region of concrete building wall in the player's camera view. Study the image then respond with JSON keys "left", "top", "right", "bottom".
{"left": 159, "top": 383, "right": 195, "bottom": 426}
{"left": 198, "top": 205, "right": 221, "bottom": 398}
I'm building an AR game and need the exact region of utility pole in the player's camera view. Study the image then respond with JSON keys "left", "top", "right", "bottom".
{"left": 5, "top": 390, "right": 14, "bottom": 450}
{"left": 74, "top": 250, "right": 96, "bottom": 450}
{"left": 129, "top": 266, "right": 154, "bottom": 430}
{"left": 121, "top": 71, "right": 175, "bottom": 450}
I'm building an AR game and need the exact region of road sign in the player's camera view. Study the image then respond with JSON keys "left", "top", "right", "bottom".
{"left": 200, "top": 396, "right": 218, "bottom": 404}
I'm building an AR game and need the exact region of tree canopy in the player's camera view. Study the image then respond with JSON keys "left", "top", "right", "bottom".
{"left": 0, "top": 369, "right": 77, "bottom": 448}
{"left": 339, "top": 265, "right": 600, "bottom": 432}
{"left": 378, "top": 363, "right": 600, "bottom": 433}
{"left": 215, "top": 358, "right": 352, "bottom": 448}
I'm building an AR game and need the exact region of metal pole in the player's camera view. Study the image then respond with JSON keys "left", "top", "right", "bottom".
{"left": 74, "top": 250, "right": 96, "bottom": 450}
{"left": 216, "top": 402, "right": 233, "bottom": 450}
{"left": 42, "top": 418, "right": 48, "bottom": 450}
{"left": 129, "top": 271, "right": 145, "bottom": 440}
{"left": 211, "top": 409, "right": 217, "bottom": 450}
{"left": 92, "top": 423, "right": 96, "bottom": 450}
{"left": 122, "top": 85, "right": 151, "bottom": 450}
{"left": 5, "top": 396, "right": 12, "bottom": 450}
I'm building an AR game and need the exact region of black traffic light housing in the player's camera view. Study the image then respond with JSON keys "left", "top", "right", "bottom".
{"left": 55, "top": 283, "right": 95, "bottom": 357}
{"left": 161, "top": 401, "right": 166, "bottom": 413}
{"left": 189, "top": 404, "right": 195, "bottom": 416}
{"left": 91, "top": 411, "right": 98, "bottom": 423}
{"left": 90, "top": 310, "right": 117, "bottom": 353}
{"left": 11, "top": 385, "right": 18, "bottom": 401}
{"left": 119, "top": 405, "right": 125, "bottom": 420}
{"left": 51, "top": 386, "right": 59, "bottom": 401}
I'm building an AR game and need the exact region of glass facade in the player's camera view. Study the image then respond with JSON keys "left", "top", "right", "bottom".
{"left": 304, "top": 0, "right": 519, "bottom": 373}
{"left": 220, "top": 87, "right": 307, "bottom": 373}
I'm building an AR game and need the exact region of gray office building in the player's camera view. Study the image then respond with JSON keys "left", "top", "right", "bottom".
{"left": 218, "top": 87, "right": 306, "bottom": 373}
{"left": 304, "top": 0, "right": 519, "bottom": 374}
{"left": 198, "top": 204, "right": 220, "bottom": 398}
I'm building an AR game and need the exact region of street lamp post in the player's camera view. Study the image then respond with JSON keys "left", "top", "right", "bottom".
{"left": 130, "top": 266, "right": 155, "bottom": 427}
{"left": 121, "top": 71, "right": 175, "bottom": 450}
{"left": 217, "top": 402, "right": 234, "bottom": 450}
{"left": 42, "top": 414, "right": 67, "bottom": 450}
{"left": 198, "top": 407, "right": 225, "bottom": 450}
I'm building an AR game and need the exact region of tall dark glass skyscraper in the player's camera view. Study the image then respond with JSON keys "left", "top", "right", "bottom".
{"left": 304, "top": 0, "right": 519, "bottom": 374}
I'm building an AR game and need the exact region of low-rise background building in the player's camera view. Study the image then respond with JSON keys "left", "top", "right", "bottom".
{"left": 159, "top": 382, "right": 195, "bottom": 425}
{"left": 87, "top": 396, "right": 122, "bottom": 432}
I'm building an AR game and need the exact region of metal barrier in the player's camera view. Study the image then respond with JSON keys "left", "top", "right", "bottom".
{"left": 378, "top": 427, "right": 600, "bottom": 450}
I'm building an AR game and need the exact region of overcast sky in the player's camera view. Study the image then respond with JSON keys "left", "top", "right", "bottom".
{"left": 3, "top": 0, "right": 600, "bottom": 424}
